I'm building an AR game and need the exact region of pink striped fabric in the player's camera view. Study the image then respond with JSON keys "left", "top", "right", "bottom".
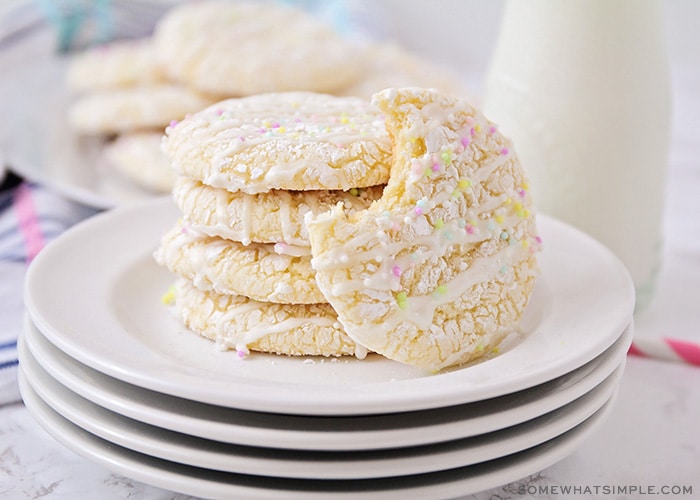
{"left": 12, "top": 183, "right": 45, "bottom": 263}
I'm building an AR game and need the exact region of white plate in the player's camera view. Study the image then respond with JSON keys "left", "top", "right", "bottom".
{"left": 18, "top": 370, "right": 616, "bottom": 499}
{"left": 22, "top": 314, "right": 632, "bottom": 451}
{"left": 0, "top": 57, "right": 158, "bottom": 209}
{"left": 18, "top": 339, "right": 622, "bottom": 480}
{"left": 25, "top": 198, "right": 635, "bottom": 415}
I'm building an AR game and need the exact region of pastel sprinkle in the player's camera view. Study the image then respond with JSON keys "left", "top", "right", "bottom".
{"left": 500, "top": 230, "right": 509, "bottom": 240}
{"left": 461, "top": 136, "right": 470, "bottom": 147}
{"left": 474, "top": 124, "right": 482, "bottom": 133}
{"left": 518, "top": 188, "right": 527, "bottom": 198}
{"left": 436, "top": 284, "right": 448, "bottom": 295}
{"left": 431, "top": 162, "right": 441, "bottom": 172}
{"left": 465, "top": 223, "right": 475, "bottom": 234}
{"left": 458, "top": 178, "right": 472, "bottom": 190}
{"left": 434, "top": 218, "right": 444, "bottom": 229}
{"left": 161, "top": 286, "right": 176, "bottom": 305}
{"left": 501, "top": 148, "right": 509, "bottom": 155}
{"left": 495, "top": 214, "right": 505, "bottom": 224}
{"left": 441, "top": 150, "right": 452, "bottom": 165}
{"left": 396, "top": 291, "right": 408, "bottom": 309}
{"left": 169, "top": 120, "right": 178, "bottom": 128}
{"left": 349, "top": 188, "right": 359, "bottom": 196}
{"left": 489, "top": 126, "right": 497, "bottom": 134}
{"left": 414, "top": 207, "right": 424, "bottom": 216}
{"left": 391, "top": 265, "right": 402, "bottom": 277}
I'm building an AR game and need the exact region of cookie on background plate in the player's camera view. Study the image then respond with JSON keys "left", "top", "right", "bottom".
{"left": 68, "top": 84, "right": 216, "bottom": 135}
{"left": 66, "top": 38, "right": 167, "bottom": 93}
{"left": 153, "top": 1, "right": 365, "bottom": 96}
{"left": 102, "top": 132, "right": 174, "bottom": 193}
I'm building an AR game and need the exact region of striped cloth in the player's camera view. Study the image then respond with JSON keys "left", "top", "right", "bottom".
{"left": 0, "top": 175, "right": 96, "bottom": 405}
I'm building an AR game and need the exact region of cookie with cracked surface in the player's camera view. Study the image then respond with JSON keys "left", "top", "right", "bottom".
{"left": 307, "top": 88, "right": 541, "bottom": 372}
{"left": 171, "top": 278, "right": 367, "bottom": 358}
{"left": 173, "top": 177, "right": 383, "bottom": 247}
{"left": 154, "top": 223, "right": 324, "bottom": 304}
{"left": 68, "top": 84, "right": 215, "bottom": 135}
{"left": 153, "top": 1, "right": 364, "bottom": 96}
{"left": 102, "top": 132, "right": 175, "bottom": 193}
{"left": 163, "top": 92, "right": 392, "bottom": 194}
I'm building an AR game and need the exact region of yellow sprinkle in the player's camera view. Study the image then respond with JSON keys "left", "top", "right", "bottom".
{"left": 521, "top": 182, "right": 529, "bottom": 190}
{"left": 458, "top": 178, "right": 472, "bottom": 190}
{"left": 521, "top": 239, "right": 530, "bottom": 249}
{"left": 161, "top": 285, "right": 176, "bottom": 305}
{"left": 434, "top": 218, "right": 444, "bottom": 229}
{"left": 474, "top": 124, "right": 482, "bottom": 133}
{"left": 495, "top": 214, "right": 505, "bottom": 224}
{"left": 278, "top": 126, "right": 286, "bottom": 133}
{"left": 524, "top": 209, "right": 531, "bottom": 217}
{"left": 340, "top": 116, "right": 350, "bottom": 124}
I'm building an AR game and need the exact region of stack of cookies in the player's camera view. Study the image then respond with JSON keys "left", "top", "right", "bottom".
{"left": 153, "top": 92, "right": 392, "bottom": 358}
{"left": 155, "top": 87, "right": 542, "bottom": 372}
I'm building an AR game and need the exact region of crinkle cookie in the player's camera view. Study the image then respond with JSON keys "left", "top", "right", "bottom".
{"left": 163, "top": 92, "right": 392, "bottom": 193}
{"left": 102, "top": 132, "right": 175, "bottom": 193}
{"left": 307, "top": 88, "right": 541, "bottom": 372}
{"left": 67, "top": 84, "right": 215, "bottom": 134}
{"left": 154, "top": 224, "right": 324, "bottom": 304}
{"left": 153, "top": 1, "right": 364, "bottom": 96}
{"left": 173, "top": 177, "right": 383, "bottom": 247}
{"left": 66, "top": 38, "right": 166, "bottom": 92}
{"left": 339, "top": 42, "right": 472, "bottom": 101}
{"left": 172, "top": 279, "right": 367, "bottom": 358}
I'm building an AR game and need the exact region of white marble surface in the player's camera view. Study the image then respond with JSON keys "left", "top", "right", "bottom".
{"left": 1, "top": 1, "right": 699, "bottom": 499}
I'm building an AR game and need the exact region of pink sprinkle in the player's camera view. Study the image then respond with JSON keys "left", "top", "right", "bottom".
{"left": 169, "top": 120, "right": 178, "bottom": 128}
{"left": 216, "top": 109, "right": 224, "bottom": 116}
{"left": 180, "top": 226, "right": 187, "bottom": 234}
{"left": 461, "top": 136, "right": 470, "bottom": 147}
{"left": 489, "top": 126, "right": 497, "bottom": 134}
{"left": 518, "top": 188, "right": 526, "bottom": 198}
{"left": 470, "top": 127, "right": 476, "bottom": 136}
{"left": 239, "top": 136, "right": 246, "bottom": 141}
{"left": 271, "top": 122, "right": 281, "bottom": 128}
{"left": 431, "top": 163, "right": 441, "bottom": 172}
{"left": 536, "top": 236, "right": 543, "bottom": 244}
{"left": 415, "top": 207, "right": 423, "bottom": 216}
{"left": 465, "top": 224, "right": 475, "bottom": 234}
{"left": 237, "top": 350, "right": 247, "bottom": 359}
{"left": 392, "top": 265, "right": 402, "bottom": 277}
{"left": 258, "top": 128, "right": 267, "bottom": 133}
{"left": 501, "top": 148, "right": 509, "bottom": 155}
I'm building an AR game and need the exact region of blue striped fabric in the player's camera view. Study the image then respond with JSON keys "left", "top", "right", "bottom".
{"left": 0, "top": 179, "right": 95, "bottom": 405}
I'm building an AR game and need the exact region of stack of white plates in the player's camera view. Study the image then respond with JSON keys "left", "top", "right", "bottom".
{"left": 20, "top": 198, "right": 635, "bottom": 499}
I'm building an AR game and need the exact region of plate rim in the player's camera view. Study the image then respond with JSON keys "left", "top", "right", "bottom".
{"left": 21, "top": 315, "right": 632, "bottom": 450}
{"left": 24, "top": 197, "right": 636, "bottom": 414}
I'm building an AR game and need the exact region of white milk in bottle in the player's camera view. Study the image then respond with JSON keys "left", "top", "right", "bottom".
{"left": 483, "top": 0, "right": 671, "bottom": 310}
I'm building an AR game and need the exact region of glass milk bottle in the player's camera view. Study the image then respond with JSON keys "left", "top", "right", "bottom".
{"left": 482, "top": 0, "right": 671, "bottom": 310}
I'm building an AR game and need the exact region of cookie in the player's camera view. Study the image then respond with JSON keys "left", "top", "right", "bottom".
{"left": 153, "top": 1, "right": 364, "bottom": 96}
{"left": 102, "top": 132, "right": 175, "bottom": 193}
{"left": 67, "top": 84, "right": 215, "bottom": 134}
{"left": 307, "top": 88, "right": 541, "bottom": 371}
{"left": 172, "top": 278, "right": 367, "bottom": 358}
{"left": 154, "top": 224, "right": 324, "bottom": 304}
{"left": 66, "top": 38, "right": 166, "bottom": 92}
{"left": 163, "top": 92, "right": 392, "bottom": 193}
{"left": 339, "top": 42, "right": 472, "bottom": 100}
{"left": 172, "top": 177, "right": 383, "bottom": 247}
